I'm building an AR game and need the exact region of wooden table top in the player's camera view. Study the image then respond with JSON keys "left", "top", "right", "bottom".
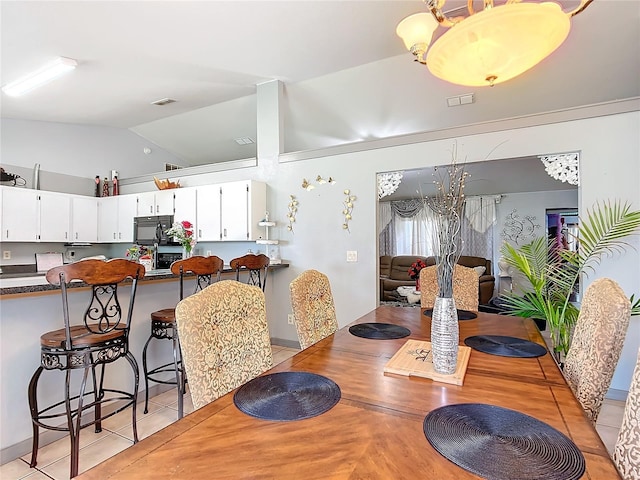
{"left": 78, "top": 306, "right": 620, "bottom": 479}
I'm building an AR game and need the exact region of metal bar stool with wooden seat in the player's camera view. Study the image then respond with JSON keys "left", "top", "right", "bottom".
{"left": 27, "top": 259, "right": 144, "bottom": 479}
{"left": 230, "top": 253, "right": 270, "bottom": 291}
{"left": 142, "top": 255, "right": 224, "bottom": 419}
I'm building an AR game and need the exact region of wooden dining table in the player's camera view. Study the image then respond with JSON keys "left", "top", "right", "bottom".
{"left": 78, "top": 306, "right": 620, "bottom": 479}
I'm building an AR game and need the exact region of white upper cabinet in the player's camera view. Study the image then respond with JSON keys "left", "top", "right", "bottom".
{"left": 71, "top": 196, "right": 98, "bottom": 242}
{"left": 195, "top": 185, "right": 221, "bottom": 241}
{"left": 137, "top": 190, "right": 174, "bottom": 216}
{"left": 174, "top": 187, "right": 197, "bottom": 228}
{"left": 98, "top": 195, "right": 139, "bottom": 243}
{"left": 39, "top": 191, "right": 71, "bottom": 242}
{"left": 222, "top": 180, "right": 266, "bottom": 241}
{"left": 1, "top": 187, "right": 39, "bottom": 242}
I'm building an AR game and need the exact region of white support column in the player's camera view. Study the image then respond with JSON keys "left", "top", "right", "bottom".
{"left": 256, "top": 79, "right": 283, "bottom": 162}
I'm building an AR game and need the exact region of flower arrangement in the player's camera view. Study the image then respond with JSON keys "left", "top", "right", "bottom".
{"left": 166, "top": 220, "right": 196, "bottom": 254}
{"left": 126, "top": 244, "right": 153, "bottom": 262}
{"left": 408, "top": 258, "right": 428, "bottom": 280}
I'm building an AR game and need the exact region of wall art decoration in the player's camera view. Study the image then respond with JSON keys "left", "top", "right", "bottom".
{"left": 342, "top": 189, "right": 356, "bottom": 232}
{"left": 501, "top": 209, "right": 540, "bottom": 244}
{"left": 286, "top": 195, "right": 299, "bottom": 233}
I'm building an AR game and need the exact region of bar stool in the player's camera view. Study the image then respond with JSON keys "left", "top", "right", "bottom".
{"left": 230, "top": 253, "right": 270, "bottom": 291}
{"left": 28, "top": 259, "right": 144, "bottom": 479}
{"left": 142, "top": 255, "right": 224, "bottom": 418}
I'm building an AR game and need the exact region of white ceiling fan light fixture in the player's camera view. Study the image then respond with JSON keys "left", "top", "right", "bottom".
{"left": 377, "top": 171, "right": 404, "bottom": 199}
{"left": 396, "top": 0, "right": 592, "bottom": 87}
{"left": 2, "top": 56, "right": 78, "bottom": 97}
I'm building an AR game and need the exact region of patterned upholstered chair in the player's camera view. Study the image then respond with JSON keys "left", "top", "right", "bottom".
{"left": 564, "top": 278, "right": 631, "bottom": 423}
{"left": 230, "top": 253, "right": 270, "bottom": 291}
{"left": 174, "top": 280, "right": 273, "bottom": 410}
{"left": 289, "top": 270, "right": 339, "bottom": 349}
{"left": 142, "top": 255, "right": 224, "bottom": 418}
{"left": 419, "top": 264, "right": 479, "bottom": 311}
{"left": 614, "top": 348, "right": 640, "bottom": 480}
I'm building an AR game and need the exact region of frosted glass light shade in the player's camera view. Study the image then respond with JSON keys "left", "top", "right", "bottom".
{"left": 426, "top": 2, "right": 570, "bottom": 87}
{"left": 396, "top": 12, "right": 438, "bottom": 60}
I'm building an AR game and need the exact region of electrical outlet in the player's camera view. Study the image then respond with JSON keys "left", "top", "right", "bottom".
{"left": 2, "top": 251, "right": 10, "bottom": 260}
{"left": 287, "top": 314, "right": 295, "bottom": 325}
{"left": 346, "top": 250, "right": 357, "bottom": 262}
{"left": 206, "top": 250, "right": 212, "bottom": 257}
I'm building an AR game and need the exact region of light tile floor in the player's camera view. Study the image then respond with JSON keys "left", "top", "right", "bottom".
{"left": 0, "top": 345, "right": 300, "bottom": 480}
{"left": 0, "top": 345, "right": 625, "bottom": 479}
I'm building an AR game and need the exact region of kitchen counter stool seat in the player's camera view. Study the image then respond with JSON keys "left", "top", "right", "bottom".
{"left": 142, "top": 255, "right": 224, "bottom": 419}
{"left": 28, "top": 259, "right": 144, "bottom": 479}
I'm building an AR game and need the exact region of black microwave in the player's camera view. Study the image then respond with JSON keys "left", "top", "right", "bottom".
{"left": 133, "top": 215, "right": 179, "bottom": 246}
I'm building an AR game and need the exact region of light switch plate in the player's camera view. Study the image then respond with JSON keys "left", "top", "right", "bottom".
{"left": 346, "top": 251, "right": 357, "bottom": 262}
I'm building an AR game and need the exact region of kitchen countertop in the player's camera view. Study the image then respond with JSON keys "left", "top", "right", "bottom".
{"left": 0, "top": 264, "right": 288, "bottom": 297}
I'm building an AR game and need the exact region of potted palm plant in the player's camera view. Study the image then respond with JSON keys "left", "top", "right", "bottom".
{"left": 500, "top": 200, "right": 640, "bottom": 360}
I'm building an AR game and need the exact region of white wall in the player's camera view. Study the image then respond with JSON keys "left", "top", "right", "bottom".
{"left": 0, "top": 118, "right": 184, "bottom": 179}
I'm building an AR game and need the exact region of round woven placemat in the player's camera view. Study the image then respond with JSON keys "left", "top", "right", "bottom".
{"left": 423, "top": 403, "right": 585, "bottom": 480}
{"left": 233, "top": 371, "right": 341, "bottom": 421}
{"left": 423, "top": 309, "right": 478, "bottom": 320}
{"left": 348, "top": 323, "right": 411, "bottom": 339}
{"left": 464, "top": 335, "right": 547, "bottom": 358}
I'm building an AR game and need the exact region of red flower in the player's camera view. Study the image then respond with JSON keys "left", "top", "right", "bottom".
{"left": 185, "top": 230, "right": 193, "bottom": 237}
{"left": 408, "top": 259, "right": 427, "bottom": 280}
{"left": 181, "top": 220, "right": 193, "bottom": 229}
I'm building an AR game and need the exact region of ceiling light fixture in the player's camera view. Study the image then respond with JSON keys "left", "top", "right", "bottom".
{"left": 2, "top": 57, "right": 77, "bottom": 97}
{"left": 396, "top": 0, "right": 592, "bottom": 87}
{"left": 378, "top": 172, "right": 404, "bottom": 199}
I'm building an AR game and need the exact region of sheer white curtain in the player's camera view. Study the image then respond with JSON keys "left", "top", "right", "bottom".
{"left": 394, "top": 206, "right": 439, "bottom": 256}
{"left": 460, "top": 196, "right": 499, "bottom": 260}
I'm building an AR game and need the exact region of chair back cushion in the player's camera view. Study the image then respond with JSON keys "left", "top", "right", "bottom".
{"left": 420, "top": 264, "right": 479, "bottom": 311}
{"left": 564, "top": 278, "right": 631, "bottom": 422}
{"left": 175, "top": 280, "right": 273, "bottom": 410}
{"left": 614, "top": 348, "right": 640, "bottom": 479}
{"left": 289, "top": 270, "right": 338, "bottom": 349}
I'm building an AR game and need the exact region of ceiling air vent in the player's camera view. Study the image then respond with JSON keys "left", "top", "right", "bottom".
{"left": 165, "top": 163, "right": 183, "bottom": 171}
{"left": 151, "top": 98, "right": 176, "bottom": 106}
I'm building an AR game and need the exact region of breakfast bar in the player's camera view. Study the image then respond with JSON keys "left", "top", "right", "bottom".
{"left": 76, "top": 306, "right": 620, "bottom": 479}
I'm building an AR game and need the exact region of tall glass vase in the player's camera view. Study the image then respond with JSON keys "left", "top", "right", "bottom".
{"left": 182, "top": 247, "right": 192, "bottom": 259}
{"left": 431, "top": 296, "right": 459, "bottom": 375}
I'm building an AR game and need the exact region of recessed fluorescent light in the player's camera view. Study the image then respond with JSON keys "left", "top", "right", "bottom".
{"left": 234, "top": 137, "right": 255, "bottom": 145}
{"left": 151, "top": 98, "right": 176, "bottom": 106}
{"left": 2, "top": 57, "right": 77, "bottom": 97}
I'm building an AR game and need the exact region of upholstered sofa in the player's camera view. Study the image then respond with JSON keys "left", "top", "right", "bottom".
{"left": 380, "top": 255, "right": 495, "bottom": 305}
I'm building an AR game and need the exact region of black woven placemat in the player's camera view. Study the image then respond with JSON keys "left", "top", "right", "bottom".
{"left": 233, "top": 371, "right": 340, "bottom": 421}
{"left": 348, "top": 323, "right": 411, "bottom": 339}
{"left": 423, "top": 309, "right": 478, "bottom": 320}
{"left": 464, "top": 335, "right": 547, "bottom": 358}
{"left": 423, "top": 403, "right": 585, "bottom": 480}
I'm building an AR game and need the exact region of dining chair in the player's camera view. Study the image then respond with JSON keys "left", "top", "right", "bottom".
{"left": 230, "top": 253, "right": 270, "bottom": 291}
{"left": 563, "top": 277, "right": 631, "bottom": 423}
{"left": 613, "top": 348, "right": 640, "bottom": 480}
{"left": 420, "top": 264, "right": 479, "bottom": 311}
{"left": 142, "top": 255, "right": 224, "bottom": 419}
{"left": 28, "top": 259, "right": 144, "bottom": 479}
{"left": 289, "top": 269, "right": 338, "bottom": 349}
{"left": 174, "top": 280, "right": 273, "bottom": 410}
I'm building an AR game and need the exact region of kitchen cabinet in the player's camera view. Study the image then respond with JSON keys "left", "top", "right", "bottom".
{"left": 39, "top": 191, "right": 71, "bottom": 242}
{"left": 195, "top": 185, "right": 221, "bottom": 241}
{"left": 137, "top": 190, "right": 174, "bottom": 216}
{"left": 173, "top": 187, "right": 197, "bottom": 228}
{"left": 98, "top": 194, "right": 137, "bottom": 243}
{"left": 220, "top": 181, "right": 266, "bottom": 241}
{"left": 1, "top": 187, "right": 39, "bottom": 242}
{"left": 71, "top": 196, "right": 98, "bottom": 242}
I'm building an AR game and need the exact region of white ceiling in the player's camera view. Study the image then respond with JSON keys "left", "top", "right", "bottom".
{"left": 1, "top": 1, "right": 639, "bottom": 169}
